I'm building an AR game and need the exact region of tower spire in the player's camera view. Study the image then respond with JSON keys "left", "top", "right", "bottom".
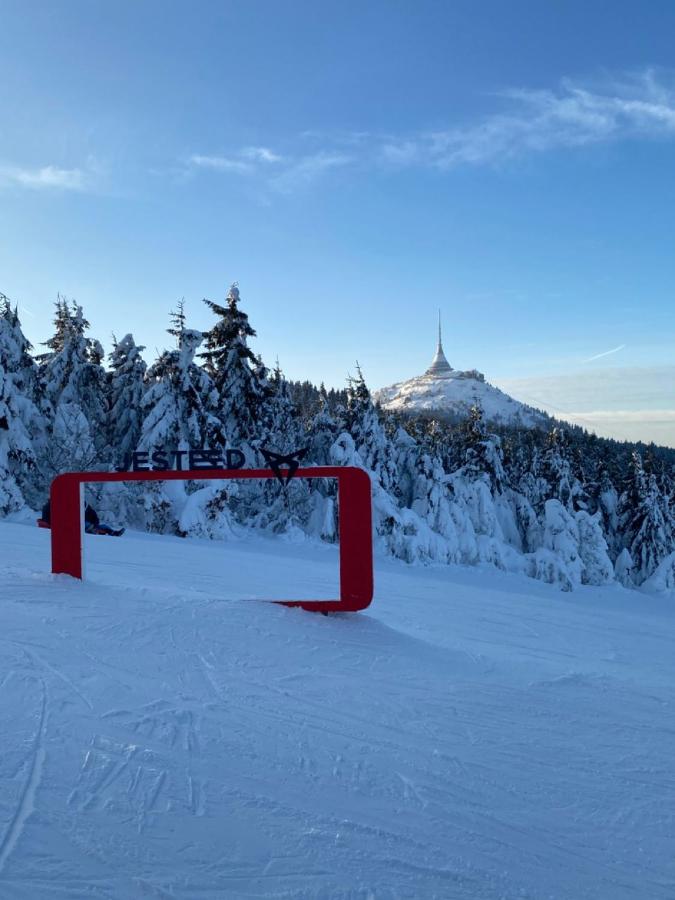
{"left": 426, "top": 309, "right": 452, "bottom": 376}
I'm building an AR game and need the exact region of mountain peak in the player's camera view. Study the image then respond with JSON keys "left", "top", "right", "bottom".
{"left": 374, "top": 316, "right": 549, "bottom": 428}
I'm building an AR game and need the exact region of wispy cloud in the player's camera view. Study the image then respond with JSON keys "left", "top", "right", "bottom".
{"left": 584, "top": 344, "right": 626, "bottom": 363}
{"left": 188, "top": 154, "right": 254, "bottom": 174}
{"left": 0, "top": 163, "right": 89, "bottom": 191}
{"left": 241, "top": 146, "right": 283, "bottom": 164}
{"left": 269, "top": 152, "right": 352, "bottom": 194}
{"left": 188, "top": 146, "right": 285, "bottom": 174}
{"left": 187, "top": 69, "right": 675, "bottom": 192}
{"left": 380, "top": 69, "right": 675, "bottom": 169}
{"left": 187, "top": 146, "right": 350, "bottom": 193}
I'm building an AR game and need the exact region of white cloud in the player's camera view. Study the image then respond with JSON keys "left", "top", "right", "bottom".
{"left": 0, "top": 163, "right": 88, "bottom": 191}
{"left": 188, "top": 146, "right": 351, "bottom": 194}
{"left": 269, "top": 152, "right": 352, "bottom": 194}
{"left": 188, "top": 154, "right": 253, "bottom": 174}
{"left": 380, "top": 69, "right": 675, "bottom": 169}
{"left": 241, "top": 146, "right": 283, "bottom": 163}
{"left": 186, "top": 69, "right": 675, "bottom": 191}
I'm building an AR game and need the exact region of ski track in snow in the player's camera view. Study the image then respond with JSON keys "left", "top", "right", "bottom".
{"left": 0, "top": 674, "right": 47, "bottom": 876}
{"left": 0, "top": 520, "right": 674, "bottom": 898}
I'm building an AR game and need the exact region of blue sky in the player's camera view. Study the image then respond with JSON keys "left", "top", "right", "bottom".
{"left": 1, "top": 0, "right": 674, "bottom": 445}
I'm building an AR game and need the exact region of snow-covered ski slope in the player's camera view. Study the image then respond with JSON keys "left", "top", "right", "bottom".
{"left": 1, "top": 520, "right": 674, "bottom": 899}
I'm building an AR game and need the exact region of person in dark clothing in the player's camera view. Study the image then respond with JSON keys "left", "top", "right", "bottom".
{"left": 40, "top": 500, "right": 123, "bottom": 536}
{"left": 84, "top": 504, "right": 99, "bottom": 530}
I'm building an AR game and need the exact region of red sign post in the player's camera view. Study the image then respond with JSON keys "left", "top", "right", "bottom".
{"left": 49, "top": 466, "right": 373, "bottom": 613}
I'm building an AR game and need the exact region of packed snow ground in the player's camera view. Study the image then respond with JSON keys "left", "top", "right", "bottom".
{"left": 0, "top": 520, "right": 674, "bottom": 899}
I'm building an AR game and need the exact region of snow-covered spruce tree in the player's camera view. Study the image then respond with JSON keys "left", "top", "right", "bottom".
{"left": 0, "top": 296, "right": 44, "bottom": 513}
{"left": 136, "top": 309, "right": 226, "bottom": 535}
{"left": 140, "top": 308, "right": 223, "bottom": 454}
{"left": 109, "top": 333, "right": 147, "bottom": 467}
{"left": 541, "top": 427, "right": 587, "bottom": 513}
{"left": 394, "top": 431, "right": 462, "bottom": 564}
{"left": 457, "top": 404, "right": 508, "bottom": 494}
{"left": 241, "top": 360, "right": 316, "bottom": 538}
{"left": 307, "top": 392, "right": 345, "bottom": 467}
{"left": 597, "top": 468, "right": 621, "bottom": 559}
{"left": 446, "top": 405, "right": 520, "bottom": 569}
{"left": 200, "top": 284, "right": 270, "bottom": 458}
{"left": 259, "top": 360, "right": 304, "bottom": 449}
{"left": 200, "top": 286, "right": 290, "bottom": 536}
{"left": 37, "top": 298, "right": 110, "bottom": 478}
{"left": 344, "top": 366, "right": 398, "bottom": 495}
{"left": 575, "top": 510, "right": 614, "bottom": 585}
{"left": 300, "top": 394, "right": 347, "bottom": 542}
{"left": 40, "top": 295, "right": 71, "bottom": 355}
{"left": 474, "top": 427, "right": 543, "bottom": 555}
{"left": 641, "top": 551, "right": 675, "bottom": 592}
{"left": 529, "top": 499, "right": 583, "bottom": 591}
{"left": 617, "top": 450, "right": 647, "bottom": 541}
{"left": 622, "top": 469, "right": 674, "bottom": 584}
{"left": 327, "top": 373, "right": 457, "bottom": 564}
{"left": 92, "top": 333, "right": 150, "bottom": 526}
{"left": 614, "top": 547, "right": 635, "bottom": 587}
{"left": 516, "top": 445, "right": 551, "bottom": 521}
{"left": 330, "top": 429, "right": 451, "bottom": 563}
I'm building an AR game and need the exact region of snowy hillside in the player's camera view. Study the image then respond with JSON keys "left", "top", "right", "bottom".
{"left": 1, "top": 519, "right": 674, "bottom": 898}
{"left": 374, "top": 369, "right": 550, "bottom": 427}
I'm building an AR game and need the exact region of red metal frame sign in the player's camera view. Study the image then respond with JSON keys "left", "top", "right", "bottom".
{"left": 49, "top": 466, "right": 373, "bottom": 613}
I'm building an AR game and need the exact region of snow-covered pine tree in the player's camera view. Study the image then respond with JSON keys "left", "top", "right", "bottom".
{"left": 403, "top": 441, "right": 462, "bottom": 562}
{"left": 597, "top": 468, "right": 620, "bottom": 559}
{"left": 458, "top": 404, "right": 507, "bottom": 494}
{"left": 109, "top": 333, "right": 147, "bottom": 467}
{"left": 617, "top": 450, "right": 647, "bottom": 542}
{"left": 344, "top": 365, "right": 398, "bottom": 495}
{"left": 330, "top": 429, "right": 451, "bottom": 564}
{"left": 242, "top": 359, "right": 316, "bottom": 538}
{"left": 93, "top": 333, "right": 150, "bottom": 526}
{"left": 614, "top": 547, "right": 635, "bottom": 587}
{"left": 444, "top": 404, "right": 531, "bottom": 566}
{"left": 137, "top": 309, "right": 225, "bottom": 534}
{"left": 40, "top": 295, "right": 71, "bottom": 356}
{"left": 307, "top": 393, "right": 344, "bottom": 467}
{"left": 541, "top": 428, "right": 587, "bottom": 513}
{"left": 258, "top": 360, "right": 302, "bottom": 449}
{"left": 575, "top": 510, "right": 614, "bottom": 585}
{"left": 623, "top": 471, "right": 674, "bottom": 584}
{"left": 37, "top": 298, "right": 110, "bottom": 476}
{"left": 529, "top": 499, "right": 583, "bottom": 591}
{"left": 200, "top": 284, "right": 270, "bottom": 458}
{"left": 140, "top": 306, "right": 223, "bottom": 452}
{"left": 0, "top": 296, "right": 44, "bottom": 512}
{"left": 516, "top": 445, "right": 551, "bottom": 520}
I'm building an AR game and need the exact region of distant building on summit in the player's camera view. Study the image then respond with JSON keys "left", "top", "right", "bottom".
{"left": 425, "top": 312, "right": 453, "bottom": 377}
{"left": 373, "top": 312, "right": 548, "bottom": 428}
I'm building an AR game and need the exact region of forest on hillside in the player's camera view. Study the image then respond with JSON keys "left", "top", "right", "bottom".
{"left": 1, "top": 285, "right": 674, "bottom": 594}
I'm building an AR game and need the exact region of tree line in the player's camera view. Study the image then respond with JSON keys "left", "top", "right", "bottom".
{"left": 1, "top": 285, "right": 674, "bottom": 593}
